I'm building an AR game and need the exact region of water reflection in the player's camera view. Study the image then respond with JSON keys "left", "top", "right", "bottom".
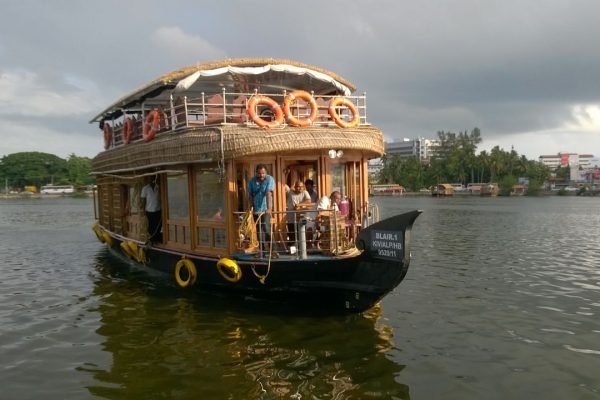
{"left": 83, "top": 251, "right": 411, "bottom": 399}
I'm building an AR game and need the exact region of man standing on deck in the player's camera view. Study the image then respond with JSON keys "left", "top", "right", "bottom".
{"left": 141, "top": 176, "right": 162, "bottom": 243}
{"left": 247, "top": 164, "right": 275, "bottom": 250}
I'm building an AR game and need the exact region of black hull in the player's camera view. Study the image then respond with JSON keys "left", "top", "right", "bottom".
{"left": 103, "top": 210, "right": 421, "bottom": 313}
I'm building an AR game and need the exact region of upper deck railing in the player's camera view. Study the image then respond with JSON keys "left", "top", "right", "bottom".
{"left": 102, "top": 89, "right": 368, "bottom": 149}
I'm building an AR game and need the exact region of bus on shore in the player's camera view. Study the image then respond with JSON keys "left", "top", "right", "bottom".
{"left": 40, "top": 185, "right": 75, "bottom": 194}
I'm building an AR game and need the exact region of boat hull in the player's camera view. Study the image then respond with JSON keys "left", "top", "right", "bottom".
{"left": 101, "top": 210, "right": 421, "bottom": 313}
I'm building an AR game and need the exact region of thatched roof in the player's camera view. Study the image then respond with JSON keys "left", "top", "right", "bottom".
{"left": 91, "top": 58, "right": 356, "bottom": 123}
{"left": 91, "top": 125, "right": 383, "bottom": 174}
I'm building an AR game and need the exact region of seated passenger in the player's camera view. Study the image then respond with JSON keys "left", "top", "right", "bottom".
{"left": 317, "top": 190, "right": 341, "bottom": 212}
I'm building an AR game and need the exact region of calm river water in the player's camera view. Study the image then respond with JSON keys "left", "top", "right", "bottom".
{"left": 0, "top": 196, "right": 599, "bottom": 399}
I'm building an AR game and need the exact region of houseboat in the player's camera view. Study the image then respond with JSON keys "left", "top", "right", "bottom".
{"left": 89, "top": 58, "right": 421, "bottom": 313}
{"left": 480, "top": 183, "right": 499, "bottom": 196}
{"left": 431, "top": 183, "right": 454, "bottom": 197}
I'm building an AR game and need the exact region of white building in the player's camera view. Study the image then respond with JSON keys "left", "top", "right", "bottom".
{"left": 385, "top": 137, "right": 440, "bottom": 163}
{"left": 539, "top": 153, "right": 596, "bottom": 182}
{"left": 368, "top": 158, "right": 383, "bottom": 175}
{"left": 538, "top": 153, "right": 595, "bottom": 170}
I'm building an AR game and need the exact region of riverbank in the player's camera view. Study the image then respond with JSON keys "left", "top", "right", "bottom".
{"left": 0, "top": 192, "right": 92, "bottom": 199}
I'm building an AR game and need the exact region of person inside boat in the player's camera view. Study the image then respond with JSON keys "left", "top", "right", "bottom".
{"left": 314, "top": 191, "right": 343, "bottom": 249}
{"left": 211, "top": 208, "right": 223, "bottom": 221}
{"left": 304, "top": 179, "right": 318, "bottom": 203}
{"left": 141, "top": 176, "right": 162, "bottom": 243}
{"left": 247, "top": 164, "right": 275, "bottom": 250}
{"left": 317, "top": 190, "right": 342, "bottom": 212}
{"left": 286, "top": 181, "right": 312, "bottom": 245}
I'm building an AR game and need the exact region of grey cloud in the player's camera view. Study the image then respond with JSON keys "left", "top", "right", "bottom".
{"left": 0, "top": 0, "right": 599, "bottom": 159}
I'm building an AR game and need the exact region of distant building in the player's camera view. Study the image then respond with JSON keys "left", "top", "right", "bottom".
{"left": 385, "top": 137, "right": 441, "bottom": 163}
{"left": 368, "top": 158, "right": 383, "bottom": 175}
{"left": 539, "top": 153, "right": 596, "bottom": 182}
{"left": 538, "top": 152, "right": 595, "bottom": 182}
{"left": 538, "top": 153, "right": 594, "bottom": 169}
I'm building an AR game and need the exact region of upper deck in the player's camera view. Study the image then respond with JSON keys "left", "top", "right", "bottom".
{"left": 91, "top": 59, "right": 377, "bottom": 155}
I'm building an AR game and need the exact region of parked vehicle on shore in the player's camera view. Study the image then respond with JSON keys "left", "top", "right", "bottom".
{"left": 40, "top": 185, "right": 75, "bottom": 194}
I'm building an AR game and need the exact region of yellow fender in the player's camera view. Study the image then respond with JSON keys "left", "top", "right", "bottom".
{"left": 217, "top": 258, "right": 242, "bottom": 283}
{"left": 129, "top": 241, "right": 146, "bottom": 264}
{"left": 120, "top": 240, "right": 147, "bottom": 263}
{"left": 101, "top": 231, "right": 113, "bottom": 247}
{"left": 92, "top": 223, "right": 105, "bottom": 243}
{"left": 175, "top": 258, "right": 197, "bottom": 288}
{"left": 120, "top": 241, "right": 134, "bottom": 258}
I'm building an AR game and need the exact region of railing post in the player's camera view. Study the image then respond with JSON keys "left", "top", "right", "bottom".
{"left": 298, "top": 218, "right": 307, "bottom": 259}
{"left": 169, "top": 94, "right": 175, "bottom": 132}
{"left": 333, "top": 208, "right": 339, "bottom": 254}
{"left": 222, "top": 87, "right": 227, "bottom": 123}
{"left": 184, "top": 96, "right": 189, "bottom": 128}
{"left": 201, "top": 92, "right": 205, "bottom": 126}
{"left": 363, "top": 91, "right": 368, "bottom": 125}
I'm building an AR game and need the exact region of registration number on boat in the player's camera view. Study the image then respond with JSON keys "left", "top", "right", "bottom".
{"left": 369, "top": 230, "right": 403, "bottom": 260}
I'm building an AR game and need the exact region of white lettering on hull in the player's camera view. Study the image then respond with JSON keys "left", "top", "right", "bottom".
{"left": 370, "top": 230, "right": 403, "bottom": 260}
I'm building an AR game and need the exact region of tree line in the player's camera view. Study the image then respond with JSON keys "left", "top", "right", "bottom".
{"left": 376, "top": 128, "right": 551, "bottom": 195}
{"left": 0, "top": 152, "right": 94, "bottom": 190}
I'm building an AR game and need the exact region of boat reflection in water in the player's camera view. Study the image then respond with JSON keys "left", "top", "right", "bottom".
{"left": 82, "top": 251, "right": 411, "bottom": 399}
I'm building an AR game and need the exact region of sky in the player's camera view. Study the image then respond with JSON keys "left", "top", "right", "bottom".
{"left": 1, "top": 0, "right": 600, "bottom": 160}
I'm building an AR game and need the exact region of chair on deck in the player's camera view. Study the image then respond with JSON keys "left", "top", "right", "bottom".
{"left": 203, "top": 94, "right": 225, "bottom": 125}
{"left": 227, "top": 95, "right": 247, "bottom": 123}
{"left": 315, "top": 97, "right": 330, "bottom": 122}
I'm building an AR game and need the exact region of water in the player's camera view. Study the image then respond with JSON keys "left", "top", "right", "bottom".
{"left": 0, "top": 196, "right": 599, "bottom": 399}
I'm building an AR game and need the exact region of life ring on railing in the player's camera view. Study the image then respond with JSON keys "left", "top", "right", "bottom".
{"left": 92, "top": 223, "right": 105, "bottom": 243}
{"left": 175, "top": 258, "right": 197, "bottom": 288}
{"left": 143, "top": 110, "right": 161, "bottom": 142}
{"left": 283, "top": 90, "right": 318, "bottom": 127}
{"left": 103, "top": 123, "right": 113, "bottom": 149}
{"left": 216, "top": 258, "right": 242, "bottom": 283}
{"left": 247, "top": 96, "right": 284, "bottom": 128}
{"left": 122, "top": 117, "right": 134, "bottom": 144}
{"left": 328, "top": 97, "right": 360, "bottom": 128}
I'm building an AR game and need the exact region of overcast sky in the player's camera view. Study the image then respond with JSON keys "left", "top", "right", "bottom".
{"left": 1, "top": 0, "right": 599, "bottom": 160}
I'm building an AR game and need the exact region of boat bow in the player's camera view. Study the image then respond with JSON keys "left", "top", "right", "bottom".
{"left": 356, "top": 210, "right": 422, "bottom": 266}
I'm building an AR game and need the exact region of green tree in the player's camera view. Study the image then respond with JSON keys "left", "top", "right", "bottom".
{"left": 498, "top": 175, "right": 517, "bottom": 196}
{"left": 0, "top": 152, "right": 95, "bottom": 190}
{"left": 66, "top": 154, "right": 94, "bottom": 185}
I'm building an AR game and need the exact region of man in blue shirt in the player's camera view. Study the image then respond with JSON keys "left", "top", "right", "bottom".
{"left": 247, "top": 164, "right": 275, "bottom": 249}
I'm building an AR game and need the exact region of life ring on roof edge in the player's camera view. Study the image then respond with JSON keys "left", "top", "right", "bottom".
{"left": 247, "top": 95, "right": 284, "bottom": 128}
{"left": 143, "top": 110, "right": 161, "bottom": 142}
{"left": 175, "top": 258, "right": 197, "bottom": 288}
{"left": 283, "top": 90, "right": 318, "bottom": 127}
{"left": 328, "top": 97, "right": 360, "bottom": 128}
{"left": 122, "top": 117, "right": 134, "bottom": 144}
{"left": 103, "top": 122, "right": 113, "bottom": 149}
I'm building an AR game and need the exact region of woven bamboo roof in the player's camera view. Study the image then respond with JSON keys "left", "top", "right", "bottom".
{"left": 91, "top": 58, "right": 356, "bottom": 123}
{"left": 91, "top": 125, "right": 383, "bottom": 174}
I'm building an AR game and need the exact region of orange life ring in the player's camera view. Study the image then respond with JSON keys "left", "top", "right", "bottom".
{"left": 122, "top": 117, "right": 134, "bottom": 144}
{"left": 247, "top": 96, "right": 284, "bottom": 128}
{"left": 103, "top": 122, "right": 113, "bottom": 149}
{"left": 328, "top": 97, "right": 360, "bottom": 128}
{"left": 143, "top": 110, "right": 160, "bottom": 142}
{"left": 283, "top": 90, "right": 318, "bottom": 127}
